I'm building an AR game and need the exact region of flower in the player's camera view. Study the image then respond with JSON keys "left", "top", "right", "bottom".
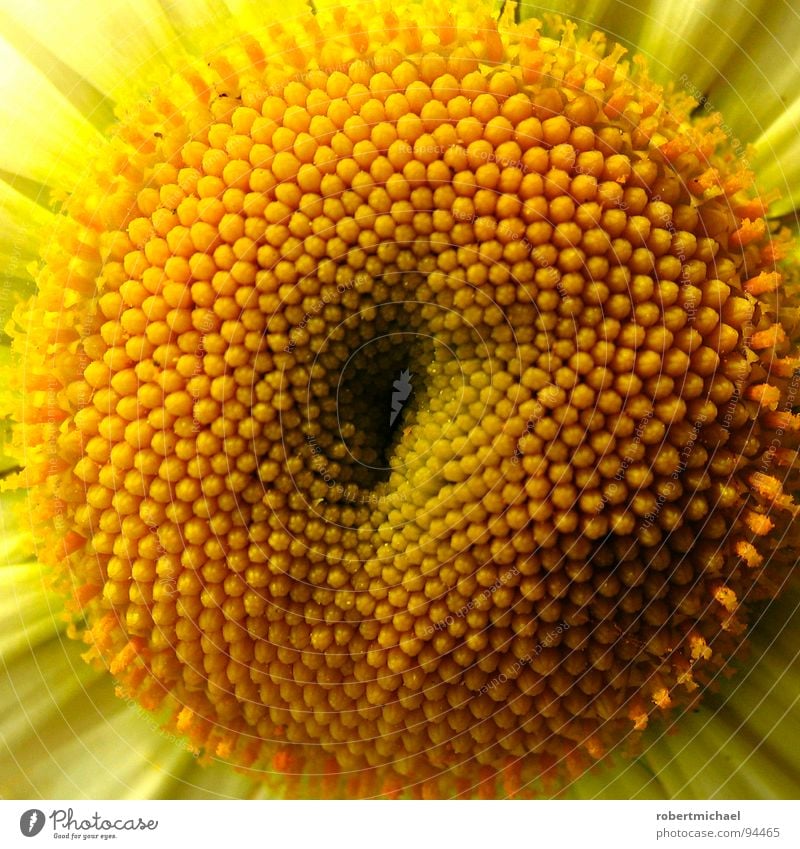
{"left": 1, "top": 0, "right": 799, "bottom": 799}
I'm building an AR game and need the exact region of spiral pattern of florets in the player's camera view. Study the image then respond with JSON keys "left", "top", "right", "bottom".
{"left": 4, "top": 1, "right": 797, "bottom": 798}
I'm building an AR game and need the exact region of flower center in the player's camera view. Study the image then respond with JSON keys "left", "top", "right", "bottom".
{"left": 6, "top": 0, "right": 798, "bottom": 798}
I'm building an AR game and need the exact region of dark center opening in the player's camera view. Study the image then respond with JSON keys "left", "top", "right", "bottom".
{"left": 301, "top": 301, "right": 436, "bottom": 498}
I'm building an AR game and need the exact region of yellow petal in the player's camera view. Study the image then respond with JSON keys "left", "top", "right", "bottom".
{"left": 563, "top": 754, "right": 669, "bottom": 799}
{"left": 632, "top": 0, "right": 768, "bottom": 90}
{"left": 220, "top": 0, "right": 306, "bottom": 39}
{"left": 0, "top": 176, "right": 54, "bottom": 263}
{"left": 0, "top": 36, "right": 103, "bottom": 192}
{"left": 705, "top": 1, "right": 800, "bottom": 149}
{"left": 0, "top": 0, "right": 180, "bottom": 101}
{"left": 640, "top": 589, "right": 800, "bottom": 798}
{"left": 523, "top": 0, "right": 621, "bottom": 31}
{"left": 0, "top": 509, "right": 264, "bottom": 798}
{"left": 0, "top": 632, "right": 265, "bottom": 798}
{"left": 0, "top": 561, "right": 56, "bottom": 660}
{"left": 0, "top": 6, "right": 114, "bottom": 128}
{"left": 750, "top": 97, "right": 800, "bottom": 216}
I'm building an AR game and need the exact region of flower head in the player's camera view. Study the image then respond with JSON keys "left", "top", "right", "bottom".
{"left": 1, "top": 0, "right": 799, "bottom": 799}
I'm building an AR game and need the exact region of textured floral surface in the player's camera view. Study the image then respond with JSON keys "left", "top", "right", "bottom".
{"left": 1, "top": 0, "right": 799, "bottom": 799}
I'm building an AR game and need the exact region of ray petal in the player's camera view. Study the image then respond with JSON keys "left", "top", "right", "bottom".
{"left": 0, "top": 177, "right": 54, "bottom": 265}
{"left": 0, "top": 556, "right": 261, "bottom": 799}
{"left": 0, "top": 0, "right": 182, "bottom": 102}
{"left": 640, "top": 589, "right": 800, "bottom": 799}
{"left": 0, "top": 36, "right": 104, "bottom": 193}
{"left": 0, "top": 7, "right": 114, "bottom": 129}
{"left": 629, "top": 0, "right": 767, "bottom": 91}
{"left": 705, "top": 0, "right": 800, "bottom": 148}
{"left": 750, "top": 96, "right": 800, "bottom": 217}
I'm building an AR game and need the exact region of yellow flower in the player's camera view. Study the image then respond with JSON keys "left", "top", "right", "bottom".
{"left": 1, "top": 0, "right": 799, "bottom": 799}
